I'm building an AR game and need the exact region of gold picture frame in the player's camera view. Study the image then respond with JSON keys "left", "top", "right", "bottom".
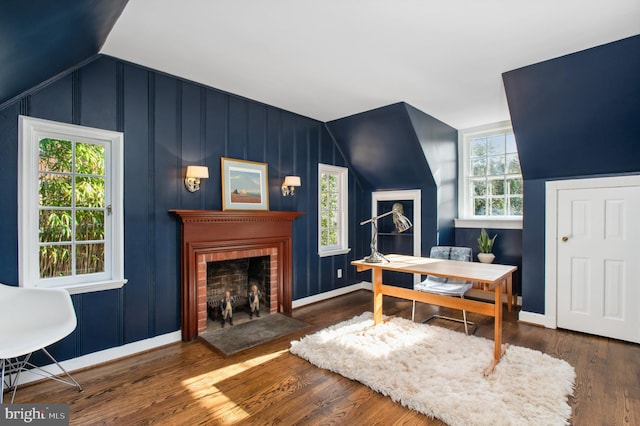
{"left": 221, "top": 157, "right": 269, "bottom": 211}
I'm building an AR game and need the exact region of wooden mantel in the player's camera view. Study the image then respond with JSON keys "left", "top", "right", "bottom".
{"left": 170, "top": 210, "right": 304, "bottom": 341}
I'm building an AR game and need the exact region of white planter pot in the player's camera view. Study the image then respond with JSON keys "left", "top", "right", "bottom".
{"left": 477, "top": 253, "right": 495, "bottom": 264}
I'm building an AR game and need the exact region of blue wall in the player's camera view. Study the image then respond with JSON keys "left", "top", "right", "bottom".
{"left": 503, "top": 35, "right": 640, "bottom": 313}
{"left": 0, "top": 55, "right": 366, "bottom": 359}
{"left": 327, "top": 103, "right": 459, "bottom": 255}
{"left": 454, "top": 227, "right": 523, "bottom": 297}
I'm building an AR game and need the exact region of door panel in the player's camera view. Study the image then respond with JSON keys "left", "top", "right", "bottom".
{"left": 557, "top": 185, "right": 640, "bottom": 343}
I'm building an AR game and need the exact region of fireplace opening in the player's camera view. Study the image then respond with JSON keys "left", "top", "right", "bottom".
{"left": 205, "top": 255, "right": 273, "bottom": 329}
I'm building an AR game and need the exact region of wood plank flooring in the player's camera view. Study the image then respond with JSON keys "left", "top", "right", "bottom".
{"left": 8, "top": 290, "right": 640, "bottom": 425}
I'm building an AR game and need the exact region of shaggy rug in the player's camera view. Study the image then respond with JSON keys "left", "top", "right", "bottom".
{"left": 201, "top": 313, "right": 308, "bottom": 356}
{"left": 290, "top": 312, "right": 575, "bottom": 426}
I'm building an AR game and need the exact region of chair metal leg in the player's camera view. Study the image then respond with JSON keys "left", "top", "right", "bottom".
{"left": 462, "top": 309, "right": 469, "bottom": 335}
{"left": 411, "top": 300, "right": 416, "bottom": 321}
{"left": 421, "top": 295, "right": 477, "bottom": 335}
{"left": 40, "top": 348, "right": 83, "bottom": 393}
{"left": 2, "top": 349, "right": 82, "bottom": 403}
{"left": 1, "top": 358, "right": 5, "bottom": 404}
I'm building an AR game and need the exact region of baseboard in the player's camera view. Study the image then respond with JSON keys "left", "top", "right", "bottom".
{"left": 11, "top": 331, "right": 182, "bottom": 386}
{"left": 292, "top": 282, "right": 372, "bottom": 309}
{"left": 518, "top": 310, "right": 549, "bottom": 327}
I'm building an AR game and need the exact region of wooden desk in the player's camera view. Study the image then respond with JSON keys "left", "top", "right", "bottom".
{"left": 352, "top": 254, "right": 517, "bottom": 375}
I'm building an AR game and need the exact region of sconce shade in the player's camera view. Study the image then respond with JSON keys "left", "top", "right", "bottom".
{"left": 281, "top": 175, "right": 302, "bottom": 197}
{"left": 283, "top": 176, "right": 301, "bottom": 187}
{"left": 185, "top": 165, "right": 209, "bottom": 179}
{"left": 185, "top": 165, "right": 209, "bottom": 192}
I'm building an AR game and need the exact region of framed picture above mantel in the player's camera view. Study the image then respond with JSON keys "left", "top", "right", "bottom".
{"left": 221, "top": 157, "right": 269, "bottom": 211}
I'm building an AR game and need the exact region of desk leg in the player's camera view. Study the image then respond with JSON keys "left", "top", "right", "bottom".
{"left": 484, "top": 278, "right": 508, "bottom": 376}
{"left": 372, "top": 267, "right": 383, "bottom": 325}
{"left": 506, "top": 275, "right": 513, "bottom": 312}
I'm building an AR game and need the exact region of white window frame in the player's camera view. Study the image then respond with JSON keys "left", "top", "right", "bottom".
{"left": 18, "top": 115, "right": 127, "bottom": 294}
{"left": 318, "top": 163, "right": 350, "bottom": 257}
{"left": 456, "top": 120, "right": 523, "bottom": 230}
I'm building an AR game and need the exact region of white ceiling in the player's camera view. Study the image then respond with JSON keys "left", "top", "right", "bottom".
{"left": 101, "top": 0, "right": 640, "bottom": 130}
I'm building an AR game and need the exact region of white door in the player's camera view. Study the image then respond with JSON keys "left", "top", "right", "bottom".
{"left": 557, "top": 184, "right": 640, "bottom": 343}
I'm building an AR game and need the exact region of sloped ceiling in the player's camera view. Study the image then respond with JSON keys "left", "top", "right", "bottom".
{"left": 0, "top": 0, "right": 128, "bottom": 108}
{"left": 1, "top": 1, "right": 639, "bottom": 129}
{"left": 101, "top": 0, "right": 640, "bottom": 129}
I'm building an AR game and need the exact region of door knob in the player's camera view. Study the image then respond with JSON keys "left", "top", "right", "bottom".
{"left": 561, "top": 236, "right": 568, "bottom": 242}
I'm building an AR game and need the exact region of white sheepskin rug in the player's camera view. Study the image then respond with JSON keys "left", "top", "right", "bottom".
{"left": 290, "top": 312, "right": 575, "bottom": 426}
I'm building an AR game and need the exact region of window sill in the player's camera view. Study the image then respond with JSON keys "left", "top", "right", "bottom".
{"left": 454, "top": 218, "right": 522, "bottom": 230}
{"left": 43, "top": 279, "right": 128, "bottom": 295}
{"left": 319, "top": 248, "right": 352, "bottom": 258}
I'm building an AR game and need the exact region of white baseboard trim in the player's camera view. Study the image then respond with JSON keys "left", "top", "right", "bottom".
{"left": 518, "top": 310, "right": 550, "bottom": 327}
{"left": 11, "top": 331, "right": 182, "bottom": 386}
{"left": 292, "top": 282, "right": 372, "bottom": 309}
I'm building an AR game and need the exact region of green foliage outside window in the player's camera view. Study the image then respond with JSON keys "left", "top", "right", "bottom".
{"left": 39, "top": 138, "right": 106, "bottom": 278}
{"left": 469, "top": 131, "right": 523, "bottom": 216}
{"left": 320, "top": 173, "right": 339, "bottom": 247}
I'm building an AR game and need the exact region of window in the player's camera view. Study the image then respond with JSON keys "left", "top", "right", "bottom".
{"left": 18, "top": 116, "right": 126, "bottom": 294}
{"left": 318, "top": 164, "right": 349, "bottom": 256}
{"left": 459, "top": 121, "right": 523, "bottom": 223}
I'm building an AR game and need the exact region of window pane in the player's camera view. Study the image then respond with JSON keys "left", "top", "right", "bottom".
{"left": 76, "top": 210, "right": 105, "bottom": 241}
{"left": 506, "top": 153, "right": 521, "bottom": 174}
{"left": 40, "top": 245, "right": 72, "bottom": 278}
{"left": 76, "top": 243, "right": 105, "bottom": 275}
{"left": 490, "top": 179, "right": 505, "bottom": 196}
{"left": 39, "top": 210, "right": 72, "bottom": 242}
{"left": 471, "top": 179, "right": 486, "bottom": 196}
{"left": 327, "top": 175, "right": 337, "bottom": 192}
{"left": 488, "top": 155, "right": 505, "bottom": 175}
{"left": 39, "top": 173, "right": 72, "bottom": 207}
{"left": 76, "top": 142, "right": 105, "bottom": 175}
{"left": 320, "top": 192, "right": 328, "bottom": 210}
{"left": 75, "top": 177, "right": 105, "bottom": 208}
{"left": 470, "top": 138, "right": 486, "bottom": 157}
{"left": 39, "top": 138, "right": 72, "bottom": 172}
{"left": 321, "top": 230, "right": 329, "bottom": 246}
{"left": 471, "top": 158, "right": 486, "bottom": 176}
{"left": 506, "top": 133, "right": 517, "bottom": 153}
{"left": 487, "top": 134, "right": 505, "bottom": 155}
{"left": 507, "top": 177, "right": 523, "bottom": 195}
{"left": 490, "top": 198, "right": 505, "bottom": 215}
{"left": 509, "top": 197, "right": 523, "bottom": 215}
{"left": 474, "top": 198, "right": 486, "bottom": 215}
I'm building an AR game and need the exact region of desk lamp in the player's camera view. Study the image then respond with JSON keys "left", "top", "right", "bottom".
{"left": 360, "top": 202, "right": 412, "bottom": 263}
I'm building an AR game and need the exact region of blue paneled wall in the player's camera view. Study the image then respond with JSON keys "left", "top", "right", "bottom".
{"left": 503, "top": 35, "right": 640, "bottom": 313}
{"left": 0, "top": 55, "right": 366, "bottom": 360}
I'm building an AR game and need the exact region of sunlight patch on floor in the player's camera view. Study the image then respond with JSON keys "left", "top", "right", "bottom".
{"left": 180, "top": 349, "right": 289, "bottom": 421}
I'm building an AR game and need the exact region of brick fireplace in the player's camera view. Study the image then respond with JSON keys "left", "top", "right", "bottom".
{"left": 171, "top": 210, "right": 303, "bottom": 341}
{"left": 199, "top": 248, "right": 277, "bottom": 332}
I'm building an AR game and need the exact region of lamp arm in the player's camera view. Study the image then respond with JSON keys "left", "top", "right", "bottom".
{"left": 360, "top": 209, "right": 394, "bottom": 225}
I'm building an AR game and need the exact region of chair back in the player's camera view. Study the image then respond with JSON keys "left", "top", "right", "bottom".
{"left": 427, "top": 246, "right": 473, "bottom": 284}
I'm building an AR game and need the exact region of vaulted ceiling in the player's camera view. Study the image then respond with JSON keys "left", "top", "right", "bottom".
{"left": 2, "top": 0, "right": 639, "bottom": 129}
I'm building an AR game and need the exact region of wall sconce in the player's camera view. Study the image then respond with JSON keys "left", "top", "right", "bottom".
{"left": 184, "top": 166, "right": 209, "bottom": 192}
{"left": 281, "top": 175, "right": 301, "bottom": 197}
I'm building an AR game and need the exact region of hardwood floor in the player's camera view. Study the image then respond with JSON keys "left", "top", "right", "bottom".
{"left": 9, "top": 290, "right": 640, "bottom": 425}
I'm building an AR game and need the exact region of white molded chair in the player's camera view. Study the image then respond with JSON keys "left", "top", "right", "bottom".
{"left": 411, "top": 246, "right": 477, "bottom": 335}
{"left": 0, "top": 283, "right": 82, "bottom": 403}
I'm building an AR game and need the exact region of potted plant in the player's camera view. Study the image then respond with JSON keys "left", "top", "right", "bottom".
{"left": 477, "top": 228, "right": 497, "bottom": 263}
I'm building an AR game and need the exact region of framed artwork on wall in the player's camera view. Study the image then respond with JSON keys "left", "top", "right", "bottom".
{"left": 221, "top": 157, "right": 269, "bottom": 211}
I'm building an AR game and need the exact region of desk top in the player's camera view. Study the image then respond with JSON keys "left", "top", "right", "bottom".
{"left": 352, "top": 253, "right": 517, "bottom": 285}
